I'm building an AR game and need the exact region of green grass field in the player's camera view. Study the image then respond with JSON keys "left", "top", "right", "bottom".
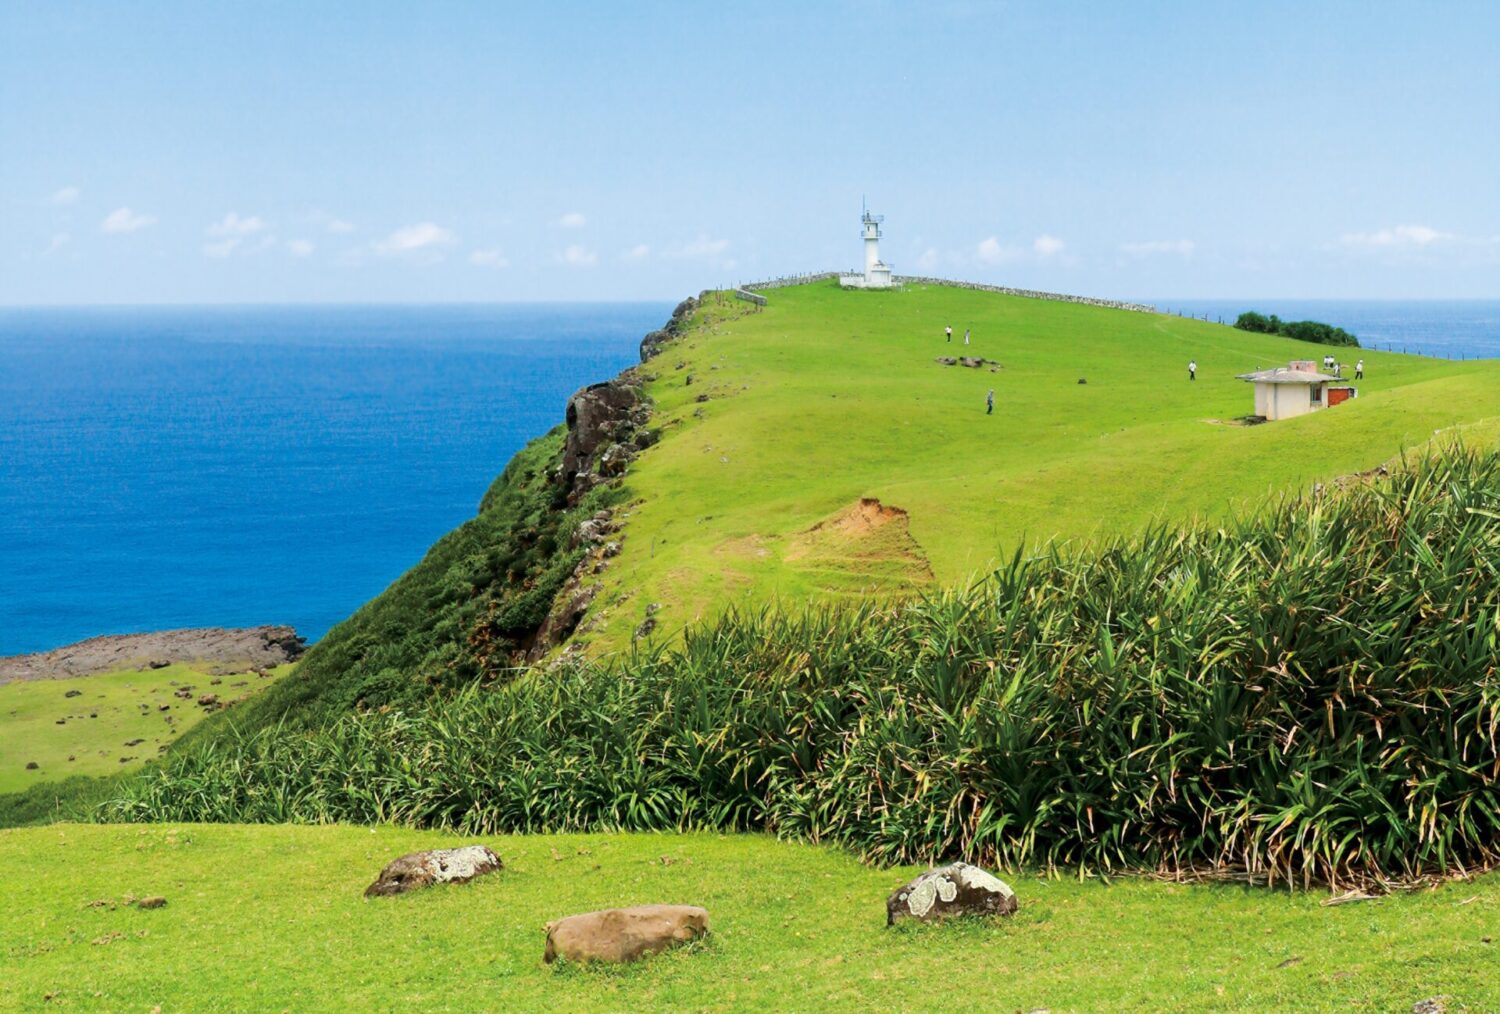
{"left": 1, "top": 824, "right": 1494, "bottom": 1012}
{"left": 0, "top": 665, "right": 292, "bottom": 794}
{"left": 587, "top": 282, "right": 1500, "bottom": 649}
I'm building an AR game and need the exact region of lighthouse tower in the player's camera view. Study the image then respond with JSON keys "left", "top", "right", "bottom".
{"left": 839, "top": 208, "right": 895, "bottom": 289}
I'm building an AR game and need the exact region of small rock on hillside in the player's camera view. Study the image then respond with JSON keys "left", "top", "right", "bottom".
{"left": 886, "top": 862, "right": 1017, "bottom": 925}
{"left": 544, "top": 904, "right": 711, "bottom": 964}
{"left": 364, "top": 846, "right": 503, "bottom": 897}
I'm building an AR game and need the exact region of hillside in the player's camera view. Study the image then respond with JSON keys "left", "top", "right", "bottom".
{"left": 574, "top": 281, "right": 1500, "bottom": 650}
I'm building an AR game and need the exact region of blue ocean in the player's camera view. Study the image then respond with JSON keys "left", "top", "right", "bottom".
{"left": 1, "top": 299, "right": 1496, "bottom": 657}
{"left": 0, "top": 304, "right": 668, "bottom": 655}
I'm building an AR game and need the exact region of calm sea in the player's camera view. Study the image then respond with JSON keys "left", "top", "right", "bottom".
{"left": 0, "top": 304, "right": 668, "bottom": 655}
{"left": 2, "top": 299, "right": 1495, "bottom": 656}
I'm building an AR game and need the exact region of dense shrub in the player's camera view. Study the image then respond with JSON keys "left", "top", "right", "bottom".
{"left": 104, "top": 445, "right": 1500, "bottom": 887}
{"left": 1235, "top": 311, "right": 1359, "bottom": 348}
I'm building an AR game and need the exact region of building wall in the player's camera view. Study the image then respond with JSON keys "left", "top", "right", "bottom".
{"left": 1260, "top": 383, "right": 1325, "bottom": 421}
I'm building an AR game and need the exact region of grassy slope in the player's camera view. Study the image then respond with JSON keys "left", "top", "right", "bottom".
{"left": 0, "top": 664, "right": 291, "bottom": 794}
{"left": 590, "top": 282, "right": 1500, "bottom": 648}
{"left": 1, "top": 825, "right": 1495, "bottom": 1012}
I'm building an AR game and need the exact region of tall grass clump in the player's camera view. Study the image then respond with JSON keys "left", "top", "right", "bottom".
{"left": 105, "top": 444, "right": 1500, "bottom": 888}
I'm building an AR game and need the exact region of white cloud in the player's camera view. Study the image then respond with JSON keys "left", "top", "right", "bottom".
{"left": 202, "top": 212, "right": 270, "bottom": 257}
{"left": 43, "top": 233, "right": 70, "bottom": 256}
{"left": 557, "top": 211, "right": 587, "bottom": 229}
{"left": 913, "top": 247, "right": 940, "bottom": 271}
{"left": 326, "top": 218, "right": 355, "bottom": 234}
{"left": 469, "top": 247, "right": 510, "bottom": 268}
{"left": 207, "top": 212, "right": 267, "bottom": 237}
{"left": 374, "top": 222, "right": 455, "bottom": 255}
{"left": 665, "top": 235, "right": 730, "bottom": 260}
{"left": 976, "top": 236, "right": 1024, "bottom": 265}
{"left": 558, "top": 244, "right": 598, "bottom": 267}
{"left": 623, "top": 243, "right": 651, "bottom": 261}
{"left": 1033, "top": 234, "right": 1066, "bottom": 258}
{"left": 50, "top": 186, "right": 80, "bottom": 206}
{"left": 1340, "top": 224, "right": 1452, "bottom": 249}
{"left": 100, "top": 207, "right": 156, "bottom": 234}
{"left": 1120, "top": 238, "right": 1196, "bottom": 258}
{"left": 286, "top": 239, "right": 315, "bottom": 258}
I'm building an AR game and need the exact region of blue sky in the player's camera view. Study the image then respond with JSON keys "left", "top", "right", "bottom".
{"left": 3, "top": 1, "right": 1497, "bottom": 303}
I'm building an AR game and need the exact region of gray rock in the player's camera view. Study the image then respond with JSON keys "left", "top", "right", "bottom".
{"left": 886, "top": 862, "right": 1017, "bottom": 925}
{"left": 364, "top": 845, "right": 503, "bottom": 897}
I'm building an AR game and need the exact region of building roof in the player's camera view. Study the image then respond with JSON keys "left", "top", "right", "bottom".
{"left": 1236, "top": 367, "right": 1340, "bottom": 385}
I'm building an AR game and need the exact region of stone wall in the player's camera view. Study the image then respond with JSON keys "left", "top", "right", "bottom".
{"left": 733, "top": 288, "right": 768, "bottom": 306}
{"left": 742, "top": 271, "right": 1156, "bottom": 314}
{"left": 893, "top": 276, "right": 1156, "bottom": 313}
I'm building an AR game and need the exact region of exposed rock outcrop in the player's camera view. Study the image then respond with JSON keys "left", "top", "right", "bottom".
{"left": 0, "top": 626, "right": 307, "bottom": 685}
{"left": 544, "top": 904, "right": 711, "bottom": 964}
{"left": 886, "top": 862, "right": 1017, "bottom": 925}
{"left": 364, "top": 846, "right": 503, "bottom": 897}
{"left": 561, "top": 380, "right": 651, "bottom": 504}
{"left": 639, "top": 296, "right": 700, "bottom": 362}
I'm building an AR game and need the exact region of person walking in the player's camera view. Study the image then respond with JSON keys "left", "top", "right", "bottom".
{"left": 1188, "top": 359, "right": 1197, "bottom": 381}
{"left": 1333, "top": 361, "right": 1342, "bottom": 378}
{"left": 945, "top": 325, "right": 952, "bottom": 343}
{"left": 964, "top": 328, "right": 971, "bottom": 346}
{"left": 986, "top": 389, "right": 995, "bottom": 415}
{"left": 1355, "top": 358, "right": 1364, "bottom": 380}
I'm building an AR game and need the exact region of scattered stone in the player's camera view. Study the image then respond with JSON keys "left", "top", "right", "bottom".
{"left": 601, "top": 541, "right": 621, "bottom": 559}
{"left": 684, "top": 374, "right": 695, "bottom": 386}
{"left": 64, "top": 689, "right": 82, "bottom": 698}
{"left": 364, "top": 845, "right": 503, "bottom": 897}
{"left": 134, "top": 896, "right": 167, "bottom": 910}
{"left": 934, "top": 356, "right": 958, "bottom": 366}
{"left": 1077, "top": 377, "right": 1087, "bottom": 385}
{"left": 25, "top": 761, "right": 38, "bottom": 770}
{"left": 124, "top": 738, "right": 144, "bottom": 747}
{"left": 1412, "top": 999, "right": 1449, "bottom": 1014}
{"left": 694, "top": 393, "right": 710, "bottom": 403}
{"left": 885, "top": 862, "right": 1017, "bottom": 925}
{"left": 67, "top": 755, "right": 75, "bottom": 761}
{"left": 544, "top": 905, "right": 710, "bottom": 964}
{"left": 197, "top": 694, "right": 218, "bottom": 707}
{"left": 157, "top": 704, "right": 170, "bottom": 712}
{"left": 209, "top": 677, "right": 222, "bottom": 686}
{"left": 146, "top": 660, "right": 170, "bottom": 669}
{"left": 55, "top": 718, "right": 66, "bottom": 725}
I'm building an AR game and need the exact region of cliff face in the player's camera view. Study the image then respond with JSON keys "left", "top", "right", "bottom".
{"left": 201, "top": 299, "right": 694, "bottom": 733}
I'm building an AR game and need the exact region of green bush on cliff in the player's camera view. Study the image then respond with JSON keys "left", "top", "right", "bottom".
{"left": 1235, "top": 311, "right": 1359, "bottom": 347}
{"left": 104, "top": 443, "right": 1500, "bottom": 887}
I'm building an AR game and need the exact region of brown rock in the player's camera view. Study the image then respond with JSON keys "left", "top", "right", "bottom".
{"left": 364, "top": 845, "right": 502, "bottom": 897}
{"left": 886, "top": 862, "right": 1017, "bottom": 925}
{"left": 135, "top": 896, "right": 167, "bottom": 909}
{"left": 544, "top": 904, "right": 710, "bottom": 964}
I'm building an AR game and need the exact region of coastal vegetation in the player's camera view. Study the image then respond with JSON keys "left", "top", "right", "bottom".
{"left": 102, "top": 444, "right": 1500, "bottom": 887}
{"left": 1234, "top": 311, "right": 1360, "bottom": 348}
{"left": 1, "top": 823, "right": 1495, "bottom": 1011}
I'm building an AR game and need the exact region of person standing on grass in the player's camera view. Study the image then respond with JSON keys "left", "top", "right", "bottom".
{"left": 986, "top": 389, "right": 994, "bottom": 415}
{"left": 964, "top": 328, "right": 971, "bottom": 345}
{"left": 1333, "top": 361, "right": 1342, "bottom": 378}
{"left": 1188, "top": 359, "right": 1197, "bottom": 381}
{"left": 945, "top": 325, "right": 952, "bottom": 343}
{"left": 1356, "top": 358, "right": 1364, "bottom": 380}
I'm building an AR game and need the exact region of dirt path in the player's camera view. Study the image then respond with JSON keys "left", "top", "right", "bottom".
{"left": 0, "top": 626, "right": 305, "bottom": 685}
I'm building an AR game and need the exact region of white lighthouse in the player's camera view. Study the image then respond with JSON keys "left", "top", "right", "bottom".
{"left": 839, "top": 209, "right": 894, "bottom": 289}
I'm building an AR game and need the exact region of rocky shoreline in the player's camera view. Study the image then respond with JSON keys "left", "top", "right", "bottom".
{"left": 0, "top": 625, "right": 306, "bottom": 685}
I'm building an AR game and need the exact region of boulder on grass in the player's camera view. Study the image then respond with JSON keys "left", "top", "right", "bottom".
{"left": 544, "top": 904, "right": 710, "bottom": 964}
{"left": 364, "top": 846, "right": 502, "bottom": 897}
{"left": 886, "top": 862, "right": 1017, "bottom": 925}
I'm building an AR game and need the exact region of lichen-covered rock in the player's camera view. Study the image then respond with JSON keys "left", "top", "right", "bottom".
{"left": 562, "top": 381, "right": 642, "bottom": 483}
{"left": 544, "top": 904, "right": 710, "bottom": 964}
{"left": 364, "top": 845, "right": 502, "bottom": 897}
{"left": 886, "top": 862, "right": 1017, "bottom": 925}
{"left": 639, "top": 296, "right": 698, "bottom": 362}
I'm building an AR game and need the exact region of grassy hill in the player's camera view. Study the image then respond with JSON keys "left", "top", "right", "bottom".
{"left": 583, "top": 281, "right": 1500, "bottom": 650}
{"left": 0, "top": 663, "right": 292, "bottom": 794}
{"left": 3, "top": 823, "right": 1495, "bottom": 1011}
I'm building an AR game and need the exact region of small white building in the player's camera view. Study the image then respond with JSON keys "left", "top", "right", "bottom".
{"left": 839, "top": 210, "right": 894, "bottom": 289}
{"left": 1237, "top": 360, "right": 1357, "bottom": 421}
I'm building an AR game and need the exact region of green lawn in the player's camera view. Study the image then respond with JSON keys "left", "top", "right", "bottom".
{"left": 0, "top": 665, "right": 292, "bottom": 794}
{"left": 0, "top": 824, "right": 1494, "bottom": 1011}
{"left": 588, "top": 282, "right": 1500, "bottom": 649}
